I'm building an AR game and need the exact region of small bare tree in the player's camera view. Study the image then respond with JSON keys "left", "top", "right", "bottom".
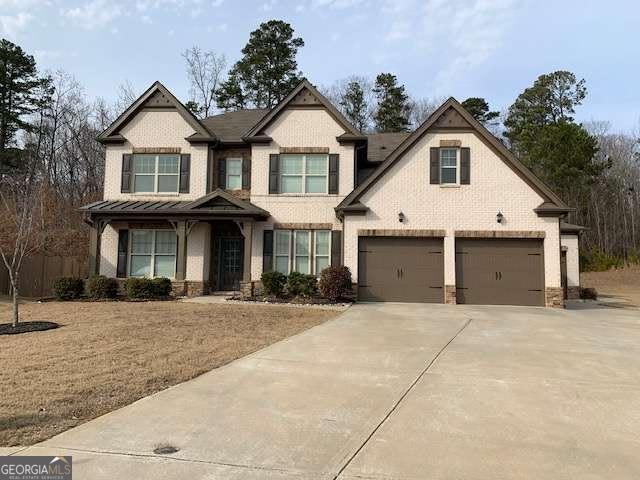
{"left": 182, "top": 46, "right": 227, "bottom": 118}
{"left": 0, "top": 147, "right": 45, "bottom": 327}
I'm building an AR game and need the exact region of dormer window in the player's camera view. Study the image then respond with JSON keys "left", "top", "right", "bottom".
{"left": 439, "top": 148, "right": 459, "bottom": 185}
{"left": 133, "top": 154, "right": 180, "bottom": 193}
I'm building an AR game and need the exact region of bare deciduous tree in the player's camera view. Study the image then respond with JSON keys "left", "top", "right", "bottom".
{"left": 182, "top": 46, "right": 227, "bottom": 118}
{"left": 408, "top": 96, "right": 447, "bottom": 130}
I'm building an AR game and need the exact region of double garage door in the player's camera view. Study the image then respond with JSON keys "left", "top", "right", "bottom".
{"left": 358, "top": 236, "right": 544, "bottom": 306}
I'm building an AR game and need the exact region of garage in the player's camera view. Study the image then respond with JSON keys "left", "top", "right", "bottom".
{"left": 358, "top": 237, "right": 444, "bottom": 302}
{"left": 455, "top": 238, "right": 544, "bottom": 306}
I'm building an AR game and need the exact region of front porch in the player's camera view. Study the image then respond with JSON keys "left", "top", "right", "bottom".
{"left": 81, "top": 190, "right": 270, "bottom": 296}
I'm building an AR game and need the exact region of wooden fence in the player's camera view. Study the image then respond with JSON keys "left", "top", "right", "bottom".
{"left": 0, "top": 255, "right": 87, "bottom": 298}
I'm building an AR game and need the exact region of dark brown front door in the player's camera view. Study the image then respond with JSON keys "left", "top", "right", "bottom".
{"left": 455, "top": 238, "right": 544, "bottom": 306}
{"left": 358, "top": 237, "right": 444, "bottom": 303}
{"left": 218, "top": 237, "right": 243, "bottom": 291}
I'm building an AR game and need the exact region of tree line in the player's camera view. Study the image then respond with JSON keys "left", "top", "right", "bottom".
{"left": 0, "top": 19, "right": 638, "bottom": 320}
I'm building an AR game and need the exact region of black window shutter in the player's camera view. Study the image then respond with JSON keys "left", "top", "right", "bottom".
{"left": 460, "top": 147, "right": 470, "bottom": 184}
{"left": 242, "top": 155, "right": 251, "bottom": 190}
{"left": 430, "top": 147, "right": 440, "bottom": 184}
{"left": 218, "top": 158, "right": 226, "bottom": 189}
{"left": 262, "top": 230, "right": 274, "bottom": 272}
{"left": 331, "top": 230, "right": 342, "bottom": 266}
{"left": 328, "top": 154, "right": 339, "bottom": 194}
{"left": 179, "top": 154, "right": 190, "bottom": 193}
{"left": 121, "top": 154, "right": 132, "bottom": 193}
{"left": 116, "top": 229, "right": 129, "bottom": 278}
{"left": 269, "top": 154, "right": 280, "bottom": 194}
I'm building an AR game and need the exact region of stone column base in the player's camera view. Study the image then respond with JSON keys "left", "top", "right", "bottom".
{"left": 545, "top": 287, "right": 564, "bottom": 308}
{"left": 444, "top": 285, "right": 457, "bottom": 304}
{"left": 566, "top": 286, "right": 580, "bottom": 300}
{"left": 171, "top": 280, "right": 209, "bottom": 297}
{"left": 240, "top": 281, "right": 262, "bottom": 299}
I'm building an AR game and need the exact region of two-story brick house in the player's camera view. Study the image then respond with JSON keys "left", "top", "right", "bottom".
{"left": 81, "top": 79, "right": 582, "bottom": 306}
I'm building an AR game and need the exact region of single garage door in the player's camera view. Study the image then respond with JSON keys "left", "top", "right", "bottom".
{"left": 358, "top": 237, "right": 444, "bottom": 302}
{"left": 455, "top": 238, "right": 544, "bottom": 306}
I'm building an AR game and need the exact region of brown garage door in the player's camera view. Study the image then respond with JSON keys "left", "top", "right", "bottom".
{"left": 358, "top": 237, "right": 444, "bottom": 302}
{"left": 455, "top": 238, "right": 544, "bottom": 306}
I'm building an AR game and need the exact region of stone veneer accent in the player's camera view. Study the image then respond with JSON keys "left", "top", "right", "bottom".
{"left": 444, "top": 285, "right": 457, "bottom": 304}
{"left": 240, "top": 281, "right": 262, "bottom": 298}
{"left": 171, "top": 280, "right": 209, "bottom": 297}
{"left": 357, "top": 229, "right": 446, "bottom": 237}
{"left": 454, "top": 230, "right": 546, "bottom": 239}
{"left": 566, "top": 286, "right": 580, "bottom": 300}
{"left": 545, "top": 287, "right": 564, "bottom": 308}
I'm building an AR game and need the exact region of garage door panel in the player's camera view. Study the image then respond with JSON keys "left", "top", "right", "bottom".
{"left": 358, "top": 237, "right": 444, "bottom": 303}
{"left": 456, "top": 238, "right": 544, "bottom": 306}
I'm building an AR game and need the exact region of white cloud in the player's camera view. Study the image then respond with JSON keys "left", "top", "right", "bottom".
{"left": 0, "top": 12, "right": 32, "bottom": 38}
{"left": 0, "top": 0, "right": 50, "bottom": 7}
{"left": 211, "top": 0, "right": 224, "bottom": 6}
{"left": 62, "top": 0, "right": 123, "bottom": 29}
{"left": 311, "top": 0, "right": 364, "bottom": 8}
{"left": 379, "top": 0, "right": 517, "bottom": 92}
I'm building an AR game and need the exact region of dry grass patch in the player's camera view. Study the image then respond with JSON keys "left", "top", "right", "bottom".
{"left": 582, "top": 266, "right": 640, "bottom": 306}
{"left": 0, "top": 301, "right": 337, "bottom": 446}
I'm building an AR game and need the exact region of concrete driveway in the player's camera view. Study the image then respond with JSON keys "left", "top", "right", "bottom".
{"left": 13, "top": 302, "right": 640, "bottom": 479}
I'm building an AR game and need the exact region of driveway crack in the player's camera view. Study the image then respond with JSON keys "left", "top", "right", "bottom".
{"left": 332, "top": 317, "right": 472, "bottom": 480}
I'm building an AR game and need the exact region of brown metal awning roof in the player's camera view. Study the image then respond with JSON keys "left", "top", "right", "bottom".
{"left": 80, "top": 190, "right": 270, "bottom": 221}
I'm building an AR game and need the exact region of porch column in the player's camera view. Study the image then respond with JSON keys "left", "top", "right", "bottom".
{"left": 243, "top": 220, "right": 253, "bottom": 282}
{"left": 175, "top": 221, "right": 188, "bottom": 281}
{"left": 88, "top": 225, "right": 100, "bottom": 277}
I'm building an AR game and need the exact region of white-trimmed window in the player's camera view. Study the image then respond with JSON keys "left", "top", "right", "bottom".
{"left": 280, "top": 154, "right": 328, "bottom": 194}
{"left": 273, "top": 229, "right": 331, "bottom": 275}
{"left": 133, "top": 154, "right": 180, "bottom": 193}
{"left": 226, "top": 158, "right": 242, "bottom": 190}
{"left": 274, "top": 230, "right": 291, "bottom": 275}
{"left": 314, "top": 230, "right": 330, "bottom": 273}
{"left": 439, "top": 148, "right": 459, "bottom": 185}
{"left": 129, "top": 230, "right": 177, "bottom": 278}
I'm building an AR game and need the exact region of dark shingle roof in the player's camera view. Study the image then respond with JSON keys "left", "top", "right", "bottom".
{"left": 366, "top": 133, "right": 411, "bottom": 162}
{"left": 201, "top": 109, "right": 269, "bottom": 143}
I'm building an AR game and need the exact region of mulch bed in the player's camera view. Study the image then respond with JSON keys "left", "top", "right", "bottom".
{"left": 0, "top": 321, "right": 60, "bottom": 335}
{"left": 228, "top": 294, "right": 351, "bottom": 306}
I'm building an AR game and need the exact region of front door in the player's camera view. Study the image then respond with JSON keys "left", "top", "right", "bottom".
{"left": 218, "top": 237, "right": 244, "bottom": 291}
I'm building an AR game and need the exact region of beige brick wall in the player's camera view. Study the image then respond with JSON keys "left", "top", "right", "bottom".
{"left": 250, "top": 108, "right": 354, "bottom": 280}
{"left": 561, "top": 234, "right": 580, "bottom": 287}
{"left": 103, "top": 110, "right": 208, "bottom": 201}
{"left": 342, "top": 131, "right": 562, "bottom": 289}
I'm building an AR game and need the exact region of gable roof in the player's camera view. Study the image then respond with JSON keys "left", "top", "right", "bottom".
{"left": 243, "top": 79, "right": 362, "bottom": 140}
{"left": 97, "top": 81, "right": 213, "bottom": 144}
{"left": 201, "top": 109, "right": 269, "bottom": 144}
{"left": 337, "top": 97, "right": 571, "bottom": 215}
{"left": 366, "top": 133, "right": 411, "bottom": 162}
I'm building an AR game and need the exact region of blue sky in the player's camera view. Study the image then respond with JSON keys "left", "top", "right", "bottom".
{"left": 1, "top": 0, "right": 638, "bottom": 131}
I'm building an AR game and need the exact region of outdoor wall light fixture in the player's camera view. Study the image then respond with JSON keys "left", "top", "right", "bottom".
{"left": 496, "top": 211, "right": 504, "bottom": 224}
{"left": 398, "top": 212, "right": 405, "bottom": 223}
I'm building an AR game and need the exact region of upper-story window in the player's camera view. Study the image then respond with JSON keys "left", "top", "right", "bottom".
{"left": 280, "top": 154, "right": 328, "bottom": 194}
{"left": 133, "top": 154, "right": 180, "bottom": 193}
{"left": 226, "top": 158, "right": 242, "bottom": 190}
{"left": 439, "top": 148, "right": 459, "bottom": 185}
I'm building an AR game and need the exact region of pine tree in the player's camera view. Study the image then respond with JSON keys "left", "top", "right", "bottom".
{"left": 339, "top": 81, "right": 368, "bottom": 132}
{"left": 216, "top": 20, "right": 304, "bottom": 110}
{"left": 372, "top": 73, "right": 410, "bottom": 132}
{"left": 461, "top": 97, "right": 500, "bottom": 126}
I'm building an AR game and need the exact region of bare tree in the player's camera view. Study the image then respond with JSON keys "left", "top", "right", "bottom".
{"left": 321, "top": 75, "right": 376, "bottom": 132}
{"left": 0, "top": 138, "right": 45, "bottom": 326}
{"left": 114, "top": 80, "right": 138, "bottom": 114}
{"left": 408, "top": 96, "right": 447, "bottom": 130}
{"left": 182, "top": 46, "right": 227, "bottom": 118}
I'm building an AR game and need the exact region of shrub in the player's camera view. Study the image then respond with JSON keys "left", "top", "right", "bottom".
{"left": 86, "top": 275, "right": 118, "bottom": 299}
{"left": 124, "top": 278, "right": 157, "bottom": 300}
{"left": 151, "top": 277, "right": 172, "bottom": 297}
{"left": 580, "top": 249, "right": 623, "bottom": 272}
{"left": 261, "top": 271, "right": 287, "bottom": 297}
{"left": 318, "top": 265, "right": 352, "bottom": 301}
{"left": 580, "top": 287, "right": 598, "bottom": 300}
{"left": 287, "top": 272, "right": 318, "bottom": 297}
{"left": 52, "top": 277, "right": 84, "bottom": 300}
